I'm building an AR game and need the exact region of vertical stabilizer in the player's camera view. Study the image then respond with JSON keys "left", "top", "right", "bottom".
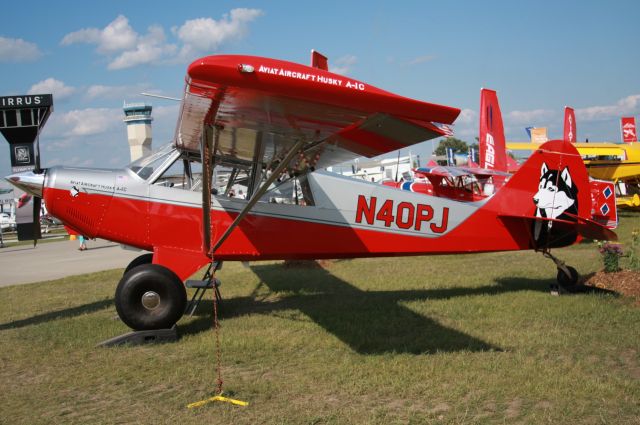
{"left": 479, "top": 89, "right": 508, "bottom": 173}
{"left": 311, "top": 50, "right": 328, "bottom": 71}
{"left": 563, "top": 107, "right": 576, "bottom": 143}
{"left": 495, "top": 140, "right": 616, "bottom": 246}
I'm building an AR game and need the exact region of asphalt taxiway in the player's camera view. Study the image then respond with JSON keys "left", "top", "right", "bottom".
{"left": 0, "top": 238, "right": 142, "bottom": 287}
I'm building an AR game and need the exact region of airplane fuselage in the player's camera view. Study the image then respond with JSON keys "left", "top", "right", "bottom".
{"left": 41, "top": 153, "right": 539, "bottom": 281}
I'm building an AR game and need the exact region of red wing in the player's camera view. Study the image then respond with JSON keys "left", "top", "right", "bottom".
{"left": 174, "top": 55, "right": 460, "bottom": 173}
{"left": 414, "top": 165, "right": 510, "bottom": 179}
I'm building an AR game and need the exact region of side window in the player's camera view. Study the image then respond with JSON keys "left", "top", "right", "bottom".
{"left": 189, "top": 161, "right": 203, "bottom": 192}
{"left": 154, "top": 159, "right": 189, "bottom": 189}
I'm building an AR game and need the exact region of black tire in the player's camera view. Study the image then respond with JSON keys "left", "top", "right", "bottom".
{"left": 123, "top": 253, "right": 154, "bottom": 276}
{"left": 557, "top": 266, "right": 579, "bottom": 289}
{"left": 115, "top": 264, "right": 187, "bottom": 330}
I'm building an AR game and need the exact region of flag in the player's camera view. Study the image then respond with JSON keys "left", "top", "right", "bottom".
{"left": 525, "top": 127, "right": 533, "bottom": 139}
{"left": 446, "top": 147, "right": 455, "bottom": 166}
{"left": 563, "top": 107, "right": 576, "bottom": 143}
{"left": 621, "top": 117, "right": 637, "bottom": 143}
{"left": 438, "top": 124, "right": 454, "bottom": 137}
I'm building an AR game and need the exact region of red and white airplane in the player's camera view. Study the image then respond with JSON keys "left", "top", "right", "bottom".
{"left": 6, "top": 51, "right": 617, "bottom": 332}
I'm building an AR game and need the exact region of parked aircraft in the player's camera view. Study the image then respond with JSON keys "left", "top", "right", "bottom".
{"left": 509, "top": 107, "right": 640, "bottom": 208}
{"left": 0, "top": 212, "right": 15, "bottom": 231}
{"left": 6, "top": 52, "right": 617, "bottom": 331}
{"left": 383, "top": 89, "right": 617, "bottom": 228}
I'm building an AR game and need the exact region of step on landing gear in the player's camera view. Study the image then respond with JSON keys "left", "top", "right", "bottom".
{"left": 185, "top": 261, "right": 223, "bottom": 316}
{"left": 542, "top": 250, "right": 580, "bottom": 295}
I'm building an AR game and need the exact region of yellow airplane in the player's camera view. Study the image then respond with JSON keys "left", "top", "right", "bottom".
{"left": 507, "top": 141, "right": 640, "bottom": 207}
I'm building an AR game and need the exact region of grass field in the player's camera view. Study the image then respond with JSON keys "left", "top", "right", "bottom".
{"left": 1, "top": 212, "right": 638, "bottom": 424}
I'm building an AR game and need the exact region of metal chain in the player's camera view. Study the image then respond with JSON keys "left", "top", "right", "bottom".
{"left": 212, "top": 273, "right": 223, "bottom": 395}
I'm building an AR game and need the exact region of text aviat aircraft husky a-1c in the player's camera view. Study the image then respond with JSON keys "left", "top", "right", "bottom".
{"left": 6, "top": 51, "right": 618, "bottom": 332}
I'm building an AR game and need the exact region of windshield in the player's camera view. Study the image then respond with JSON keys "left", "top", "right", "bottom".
{"left": 127, "top": 143, "right": 176, "bottom": 180}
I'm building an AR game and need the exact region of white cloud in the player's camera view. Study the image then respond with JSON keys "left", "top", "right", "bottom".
{"left": 108, "top": 25, "right": 176, "bottom": 70}
{"left": 456, "top": 108, "right": 477, "bottom": 125}
{"left": 61, "top": 10, "right": 262, "bottom": 70}
{"left": 43, "top": 107, "right": 123, "bottom": 139}
{"left": 447, "top": 108, "right": 478, "bottom": 139}
{"left": 61, "top": 108, "right": 123, "bottom": 137}
{"left": 153, "top": 104, "right": 180, "bottom": 119}
{"left": 506, "top": 108, "right": 555, "bottom": 126}
{"left": 86, "top": 83, "right": 152, "bottom": 100}
{"left": 40, "top": 107, "right": 127, "bottom": 169}
{"left": 28, "top": 78, "right": 76, "bottom": 100}
{"left": 0, "top": 36, "right": 42, "bottom": 62}
{"left": 61, "top": 16, "right": 175, "bottom": 70}
{"left": 174, "top": 8, "right": 263, "bottom": 60}
{"left": 61, "top": 15, "right": 137, "bottom": 53}
{"left": 44, "top": 138, "right": 74, "bottom": 152}
{"left": 406, "top": 55, "right": 436, "bottom": 66}
{"left": 576, "top": 94, "right": 640, "bottom": 122}
{"left": 330, "top": 55, "right": 357, "bottom": 75}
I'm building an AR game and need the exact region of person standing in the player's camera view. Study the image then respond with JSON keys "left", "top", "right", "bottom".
{"left": 78, "top": 235, "right": 87, "bottom": 251}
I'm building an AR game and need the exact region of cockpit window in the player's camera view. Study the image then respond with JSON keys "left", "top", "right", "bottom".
{"left": 127, "top": 143, "right": 176, "bottom": 180}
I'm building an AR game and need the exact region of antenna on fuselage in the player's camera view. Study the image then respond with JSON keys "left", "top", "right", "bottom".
{"left": 140, "top": 93, "right": 182, "bottom": 102}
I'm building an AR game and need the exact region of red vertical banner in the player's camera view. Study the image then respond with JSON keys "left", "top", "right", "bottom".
{"left": 563, "top": 107, "right": 576, "bottom": 143}
{"left": 621, "top": 117, "right": 637, "bottom": 143}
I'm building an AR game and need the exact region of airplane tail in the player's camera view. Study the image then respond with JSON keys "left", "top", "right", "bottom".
{"left": 493, "top": 139, "right": 617, "bottom": 249}
{"left": 479, "top": 89, "right": 508, "bottom": 173}
{"left": 563, "top": 107, "right": 577, "bottom": 143}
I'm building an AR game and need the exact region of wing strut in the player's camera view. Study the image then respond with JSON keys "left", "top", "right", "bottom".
{"left": 201, "top": 133, "right": 306, "bottom": 258}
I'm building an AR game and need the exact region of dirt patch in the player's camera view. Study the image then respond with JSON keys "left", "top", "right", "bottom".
{"left": 505, "top": 398, "right": 522, "bottom": 419}
{"left": 582, "top": 270, "right": 640, "bottom": 304}
{"left": 428, "top": 402, "right": 451, "bottom": 414}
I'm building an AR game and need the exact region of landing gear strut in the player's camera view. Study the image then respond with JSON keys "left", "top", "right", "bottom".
{"left": 542, "top": 250, "right": 580, "bottom": 293}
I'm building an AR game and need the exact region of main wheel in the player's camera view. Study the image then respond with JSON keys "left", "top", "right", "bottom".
{"left": 556, "top": 266, "right": 579, "bottom": 290}
{"left": 123, "top": 253, "right": 154, "bottom": 275}
{"left": 115, "top": 264, "right": 187, "bottom": 330}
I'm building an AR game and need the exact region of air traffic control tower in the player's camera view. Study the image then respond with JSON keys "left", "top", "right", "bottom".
{"left": 123, "top": 102, "right": 153, "bottom": 161}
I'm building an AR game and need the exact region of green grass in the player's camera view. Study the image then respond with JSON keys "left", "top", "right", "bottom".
{"left": 1, "top": 212, "right": 639, "bottom": 424}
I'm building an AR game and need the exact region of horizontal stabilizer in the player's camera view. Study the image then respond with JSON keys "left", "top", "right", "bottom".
{"left": 499, "top": 214, "right": 617, "bottom": 246}
{"left": 562, "top": 212, "right": 618, "bottom": 241}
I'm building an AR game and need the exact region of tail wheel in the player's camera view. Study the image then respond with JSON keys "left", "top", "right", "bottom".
{"left": 123, "top": 253, "right": 154, "bottom": 275}
{"left": 556, "top": 266, "right": 579, "bottom": 290}
{"left": 115, "top": 264, "right": 187, "bottom": 330}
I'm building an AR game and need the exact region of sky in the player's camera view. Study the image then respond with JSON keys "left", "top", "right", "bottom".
{"left": 0, "top": 0, "right": 639, "bottom": 179}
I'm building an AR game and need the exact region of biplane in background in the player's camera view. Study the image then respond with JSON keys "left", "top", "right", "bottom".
{"left": 384, "top": 89, "right": 513, "bottom": 200}
{"left": 6, "top": 51, "right": 617, "bottom": 332}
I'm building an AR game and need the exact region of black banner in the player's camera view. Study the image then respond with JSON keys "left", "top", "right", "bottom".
{"left": 0, "top": 94, "right": 52, "bottom": 110}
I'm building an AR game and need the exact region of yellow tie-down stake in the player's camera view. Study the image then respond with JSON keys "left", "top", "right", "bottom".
{"left": 187, "top": 393, "right": 249, "bottom": 409}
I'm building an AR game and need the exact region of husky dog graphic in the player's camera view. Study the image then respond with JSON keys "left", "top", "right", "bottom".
{"left": 533, "top": 163, "right": 578, "bottom": 246}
